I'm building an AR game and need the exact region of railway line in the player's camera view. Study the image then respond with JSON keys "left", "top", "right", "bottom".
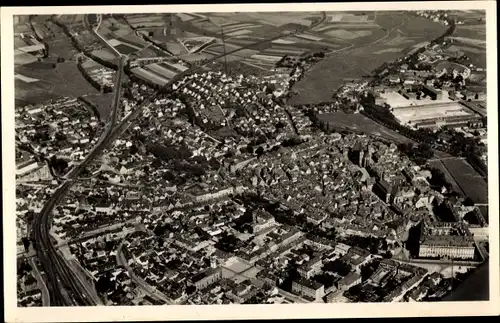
{"left": 32, "top": 57, "right": 125, "bottom": 306}
{"left": 31, "top": 12, "right": 327, "bottom": 306}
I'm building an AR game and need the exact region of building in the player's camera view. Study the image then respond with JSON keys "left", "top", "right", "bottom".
{"left": 418, "top": 222, "right": 475, "bottom": 260}
{"left": 194, "top": 185, "right": 247, "bottom": 203}
{"left": 341, "top": 247, "right": 371, "bottom": 272}
{"left": 337, "top": 272, "right": 362, "bottom": 291}
{"left": 421, "top": 84, "right": 443, "bottom": 100}
{"left": 372, "top": 180, "right": 392, "bottom": 203}
{"left": 413, "top": 113, "right": 483, "bottom": 130}
{"left": 334, "top": 243, "right": 351, "bottom": 256}
{"left": 418, "top": 236, "right": 475, "bottom": 259}
{"left": 458, "top": 100, "right": 487, "bottom": 118}
{"left": 252, "top": 209, "right": 276, "bottom": 234}
{"left": 325, "top": 289, "right": 349, "bottom": 303}
{"left": 291, "top": 278, "right": 325, "bottom": 301}
{"left": 297, "top": 256, "right": 323, "bottom": 279}
{"left": 17, "top": 161, "right": 52, "bottom": 182}
{"left": 16, "top": 159, "right": 41, "bottom": 176}
{"left": 225, "top": 281, "right": 259, "bottom": 303}
{"left": 189, "top": 267, "right": 222, "bottom": 290}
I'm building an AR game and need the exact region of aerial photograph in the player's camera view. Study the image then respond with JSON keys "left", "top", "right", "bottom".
{"left": 13, "top": 9, "right": 489, "bottom": 307}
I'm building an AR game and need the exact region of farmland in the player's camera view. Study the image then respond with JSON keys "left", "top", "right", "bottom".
{"left": 15, "top": 78, "right": 60, "bottom": 106}
{"left": 15, "top": 61, "right": 101, "bottom": 107}
{"left": 288, "top": 12, "right": 447, "bottom": 105}
{"left": 449, "top": 40, "right": 487, "bottom": 68}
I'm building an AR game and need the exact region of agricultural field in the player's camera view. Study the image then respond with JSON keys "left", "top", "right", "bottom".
{"left": 441, "top": 158, "right": 488, "bottom": 204}
{"left": 125, "top": 14, "right": 168, "bottom": 29}
{"left": 318, "top": 112, "right": 414, "bottom": 144}
{"left": 453, "top": 25, "right": 486, "bottom": 41}
{"left": 42, "top": 20, "right": 81, "bottom": 61}
{"left": 289, "top": 11, "right": 447, "bottom": 105}
{"left": 162, "top": 42, "right": 188, "bottom": 55}
{"left": 143, "top": 63, "right": 178, "bottom": 79}
{"left": 15, "top": 78, "right": 61, "bottom": 106}
{"left": 130, "top": 66, "right": 170, "bottom": 86}
{"left": 14, "top": 53, "right": 39, "bottom": 66}
{"left": 116, "top": 32, "right": 150, "bottom": 48}
{"left": 15, "top": 61, "right": 101, "bottom": 104}
{"left": 450, "top": 40, "right": 486, "bottom": 69}
{"left": 449, "top": 10, "right": 485, "bottom": 25}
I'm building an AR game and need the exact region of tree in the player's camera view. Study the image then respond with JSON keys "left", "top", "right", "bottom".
{"left": 129, "top": 144, "right": 138, "bottom": 155}
{"left": 323, "top": 259, "right": 352, "bottom": 276}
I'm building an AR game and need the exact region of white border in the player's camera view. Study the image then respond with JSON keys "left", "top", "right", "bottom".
{"left": 2, "top": 2, "right": 499, "bottom": 322}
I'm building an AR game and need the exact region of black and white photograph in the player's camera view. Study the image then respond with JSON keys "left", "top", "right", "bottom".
{"left": 2, "top": 1, "right": 498, "bottom": 322}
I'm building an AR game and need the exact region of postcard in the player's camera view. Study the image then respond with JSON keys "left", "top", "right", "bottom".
{"left": 2, "top": 1, "right": 498, "bottom": 322}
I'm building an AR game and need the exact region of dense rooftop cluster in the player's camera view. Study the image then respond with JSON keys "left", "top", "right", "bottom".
{"left": 15, "top": 97, "right": 103, "bottom": 175}
{"left": 16, "top": 10, "right": 488, "bottom": 307}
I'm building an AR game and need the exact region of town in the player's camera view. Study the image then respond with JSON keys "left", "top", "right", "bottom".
{"left": 14, "top": 9, "right": 489, "bottom": 307}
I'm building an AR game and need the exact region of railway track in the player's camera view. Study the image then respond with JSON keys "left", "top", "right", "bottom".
{"left": 31, "top": 12, "right": 327, "bottom": 306}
